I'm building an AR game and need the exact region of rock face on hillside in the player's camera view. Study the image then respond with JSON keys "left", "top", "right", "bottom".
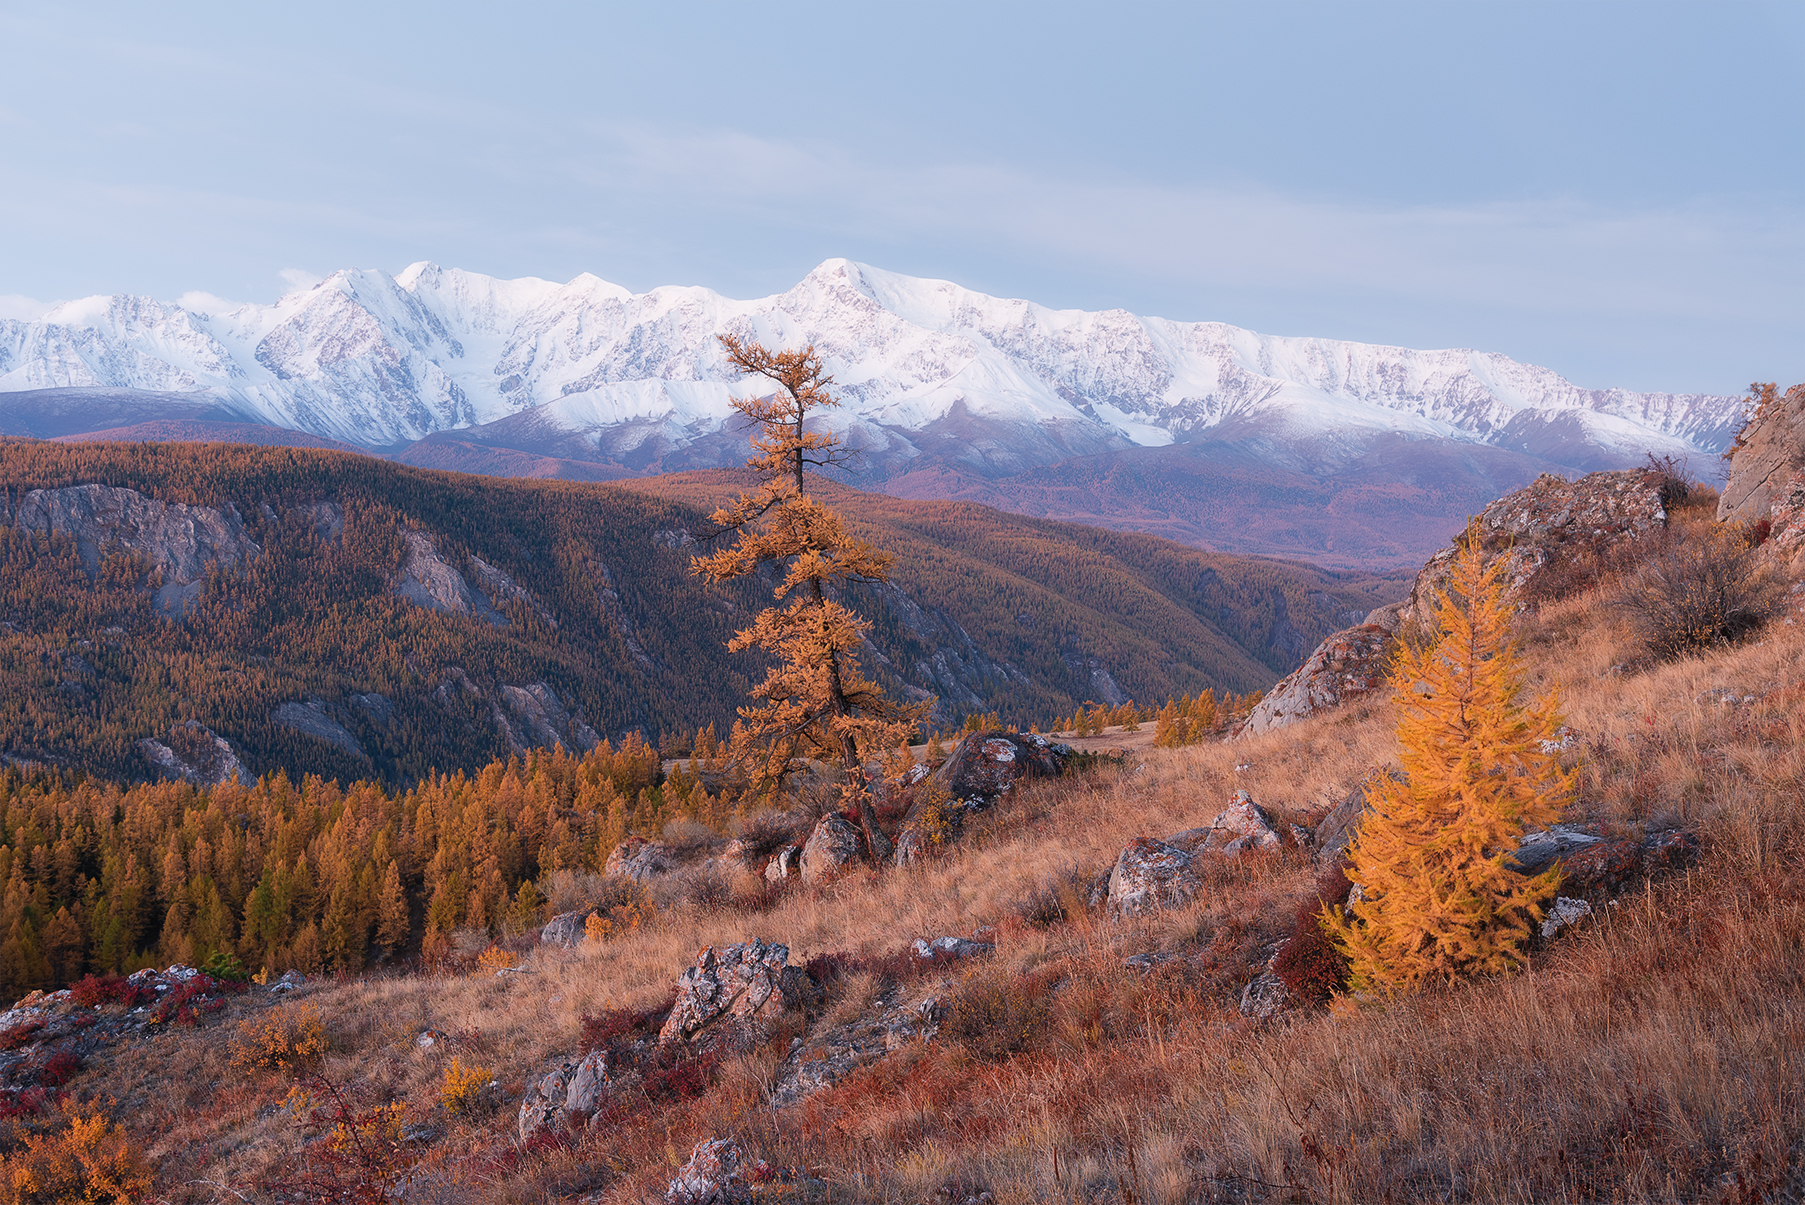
{"left": 1719, "top": 383, "right": 1805, "bottom": 524}
{"left": 393, "top": 529, "right": 508, "bottom": 625}
{"left": 10, "top": 484, "right": 259, "bottom": 618}
{"left": 137, "top": 721, "right": 247, "bottom": 786}
{"left": 1240, "top": 624, "right": 1394, "bottom": 737}
{"left": 1402, "top": 469, "right": 1667, "bottom": 625}
{"left": 1245, "top": 470, "right": 1669, "bottom": 739}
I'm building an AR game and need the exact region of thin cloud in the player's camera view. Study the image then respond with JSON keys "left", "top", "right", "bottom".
{"left": 0, "top": 294, "right": 52, "bottom": 321}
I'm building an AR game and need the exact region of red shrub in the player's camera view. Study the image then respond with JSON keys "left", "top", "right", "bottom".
{"left": 578, "top": 993, "right": 674, "bottom": 1050}
{"left": 1273, "top": 899, "right": 1349, "bottom": 1004}
{"left": 36, "top": 1048, "right": 81, "bottom": 1088}
{"left": 0, "top": 1021, "right": 43, "bottom": 1051}
{"left": 70, "top": 974, "right": 152, "bottom": 1009}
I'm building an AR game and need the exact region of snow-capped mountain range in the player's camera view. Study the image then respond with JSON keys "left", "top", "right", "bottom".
{"left": 0, "top": 258, "right": 1744, "bottom": 474}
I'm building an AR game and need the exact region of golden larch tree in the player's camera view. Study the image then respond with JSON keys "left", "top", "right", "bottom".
{"left": 1326, "top": 526, "right": 1572, "bottom": 993}
{"left": 692, "top": 334, "right": 928, "bottom": 860}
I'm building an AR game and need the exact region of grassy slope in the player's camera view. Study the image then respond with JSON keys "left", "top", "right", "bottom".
{"left": 98, "top": 503, "right": 1805, "bottom": 1203}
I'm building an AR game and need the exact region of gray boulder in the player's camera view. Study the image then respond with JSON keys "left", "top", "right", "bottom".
{"left": 539, "top": 911, "right": 593, "bottom": 947}
{"left": 1107, "top": 838, "right": 1202, "bottom": 916}
{"left": 800, "top": 814, "right": 865, "bottom": 884}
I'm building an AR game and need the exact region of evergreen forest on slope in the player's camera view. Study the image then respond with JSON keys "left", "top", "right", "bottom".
{"left": 0, "top": 441, "right": 1402, "bottom": 788}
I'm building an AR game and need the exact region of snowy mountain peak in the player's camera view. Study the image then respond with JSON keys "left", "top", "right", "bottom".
{"left": 0, "top": 260, "right": 1744, "bottom": 466}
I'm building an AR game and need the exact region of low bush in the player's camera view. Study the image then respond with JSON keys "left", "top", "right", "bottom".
{"left": 1617, "top": 527, "right": 1779, "bottom": 658}
{"left": 0, "top": 1108, "right": 152, "bottom": 1204}
{"left": 230, "top": 1002, "right": 328, "bottom": 1074}
{"left": 439, "top": 1057, "right": 492, "bottom": 1115}
{"left": 941, "top": 966, "right": 1054, "bottom": 1063}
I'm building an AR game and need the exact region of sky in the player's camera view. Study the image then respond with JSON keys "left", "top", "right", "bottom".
{"left": 0, "top": 1, "right": 1799, "bottom": 396}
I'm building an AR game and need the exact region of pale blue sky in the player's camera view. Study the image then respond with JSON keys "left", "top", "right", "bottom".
{"left": 1, "top": 1, "right": 1799, "bottom": 395}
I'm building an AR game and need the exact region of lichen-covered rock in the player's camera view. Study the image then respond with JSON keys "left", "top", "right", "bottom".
{"left": 1107, "top": 838, "right": 1201, "bottom": 915}
{"left": 1204, "top": 790, "right": 1282, "bottom": 854}
{"left": 770, "top": 991, "right": 944, "bottom": 1106}
{"left": 1720, "top": 383, "right": 1805, "bottom": 524}
{"left": 11, "top": 483, "right": 260, "bottom": 618}
{"left": 927, "top": 730, "right": 1072, "bottom": 805}
{"left": 800, "top": 814, "right": 865, "bottom": 884}
{"left": 606, "top": 836, "right": 675, "bottom": 882}
{"left": 667, "top": 1137, "right": 770, "bottom": 1204}
{"left": 564, "top": 1049, "right": 610, "bottom": 1114}
{"left": 1240, "top": 968, "right": 1293, "bottom": 1020}
{"left": 517, "top": 1058, "right": 576, "bottom": 1143}
{"left": 1540, "top": 896, "right": 1593, "bottom": 939}
{"left": 762, "top": 845, "right": 800, "bottom": 882}
{"left": 911, "top": 936, "right": 994, "bottom": 961}
{"left": 1314, "top": 772, "right": 1398, "bottom": 863}
{"left": 1240, "top": 624, "right": 1395, "bottom": 737}
{"left": 657, "top": 939, "right": 806, "bottom": 1046}
{"left": 1510, "top": 826, "right": 1604, "bottom": 875}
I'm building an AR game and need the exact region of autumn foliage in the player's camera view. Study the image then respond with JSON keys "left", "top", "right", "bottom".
{"left": 692, "top": 336, "right": 928, "bottom": 856}
{"left": 1327, "top": 528, "right": 1572, "bottom": 993}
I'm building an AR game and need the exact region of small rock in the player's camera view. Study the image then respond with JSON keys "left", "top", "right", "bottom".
{"left": 1541, "top": 896, "right": 1593, "bottom": 939}
{"left": 1240, "top": 969, "right": 1293, "bottom": 1019}
{"left": 1512, "top": 826, "right": 1603, "bottom": 875}
{"left": 416, "top": 1028, "right": 448, "bottom": 1050}
{"left": 1107, "top": 838, "right": 1201, "bottom": 916}
{"left": 564, "top": 1049, "right": 610, "bottom": 1114}
{"left": 517, "top": 1058, "right": 577, "bottom": 1143}
{"left": 911, "top": 936, "right": 994, "bottom": 961}
{"left": 763, "top": 844, "right": 800, "bottom": 882}
{"left": 270, "top": 970, "right": 307, "bottom": 993}
{"left": 800, "top": 814, "right": 866, "bottom": 884}
{"left": 667, "top": 1137, "right": 770, "bottom": 1205}
{"left": 1125, "top": 951, "right": 1178, "bottom": 973}
{"left": 1204, "top": 790, "right": 1282, "bottom": 853}
{"left": 540, "top": 911, "right": 594, "bottom": 948}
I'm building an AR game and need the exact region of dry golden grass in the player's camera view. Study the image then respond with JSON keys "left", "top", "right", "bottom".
{"left": 76, "top": 551, "right": 1805, "bottom": 1203}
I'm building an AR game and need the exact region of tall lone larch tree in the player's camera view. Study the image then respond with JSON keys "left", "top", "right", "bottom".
{"left": 692, "top": 334, "right": 928, "bottom": 861}
{"left": 1326, "top": 525, "right": 1572, "bottom": 993}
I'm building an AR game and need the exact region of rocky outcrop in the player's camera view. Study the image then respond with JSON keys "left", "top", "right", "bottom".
{"left": 469, "top": 555, "right": 557, "bottom": 628}
{"left": 270, "top": 699, "right": 366, "bottom": 758}
{"left": 517, "top": 1058, "right": 579, "bottom": 1143}
{"left": 11, "top": 483, "right": 260, "bottom": 618}
{"left": 762, "top": 845, "right": 800, "bottom": 882}
{"left": 500, "top": 683, "right": 600, "bottom": 753}
{"left": 667, "top": 1137, "right": 786, "bottom": 1205}
{"left": 894, "top": 731, "right": 1074, "bottom": 865}
{"left": 928, "top": 731, "right": 1072, "bottom": 805}
{"left": 606, "top": 837, "right": 675, "bottom": 883}
{"left": 1107, "top": 838, "right": 1201, "bottom": 916}
{"left": 1719, "top": 383, "right": 1805, "bottom": 524}
{"left": 1240, "top": 624, "right": 1394, "bottom": 737}
{"left": 800, "top": 814, "right": 866, "bottom": 884}
{"left": 1403, "top": 470, "right": 1668, "bottom": 626}
{"left": 393, "top": 529, "right": 506, "bottom": 626}
{"left": 657, "top": 940, "right": 809, "bottom": 1046}
{"left": 138, "top": 721, "right": 246, "bottom": 786}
